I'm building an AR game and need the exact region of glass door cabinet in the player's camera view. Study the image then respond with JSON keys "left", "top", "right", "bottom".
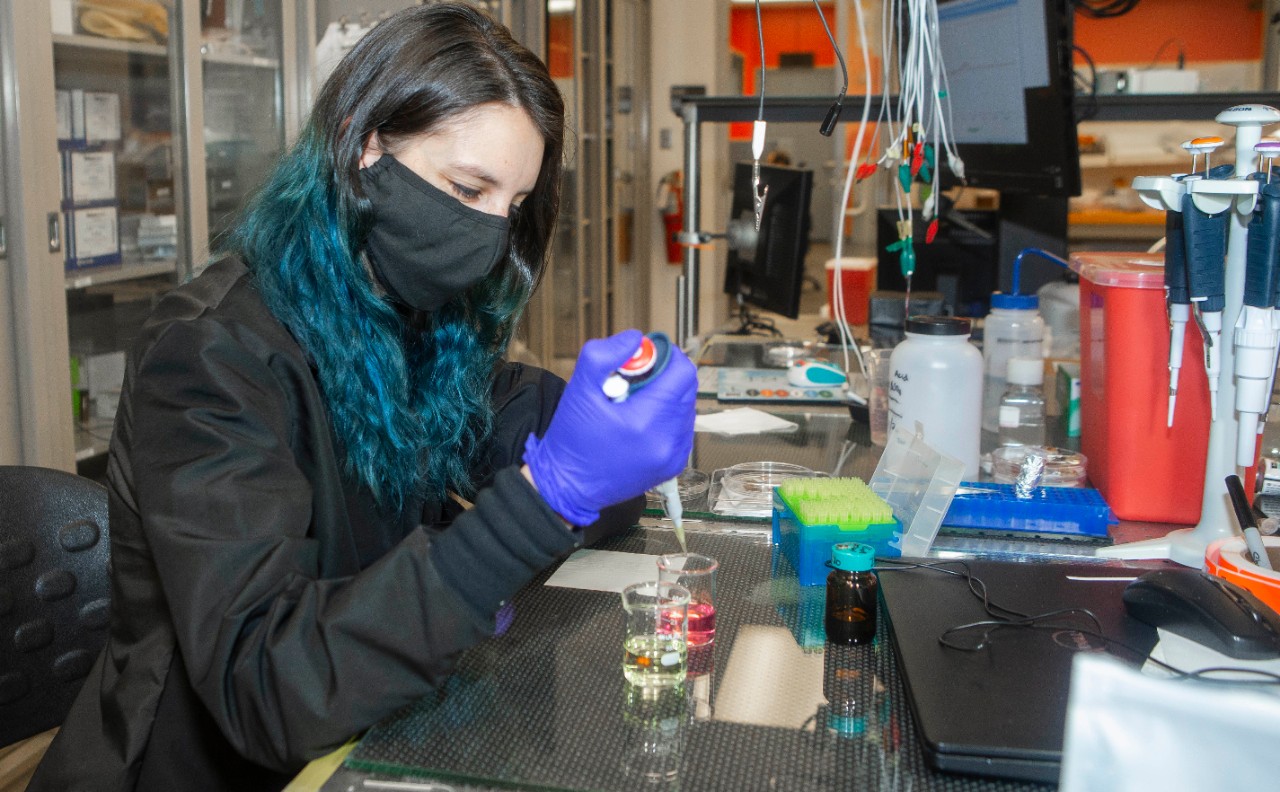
{"left": 0, "top": 0, "right": 311, "bottom": 472}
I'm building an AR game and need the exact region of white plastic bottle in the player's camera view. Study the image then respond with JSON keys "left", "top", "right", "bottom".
{"left": 887, "top": 316, "right": 983, "bottom": 480}
{"left": 997, "top": 357, "right": 1046, "bottom": 448}
{"left": 981, "top": 294, "right": 1045, "bottom": 434}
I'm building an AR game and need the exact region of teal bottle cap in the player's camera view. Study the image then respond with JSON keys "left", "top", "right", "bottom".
{"left": 831, "top": 542, "right": 875, "bottom": 572}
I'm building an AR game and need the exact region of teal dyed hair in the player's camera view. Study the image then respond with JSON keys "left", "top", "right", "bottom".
{"left": 218, "top": 4, "right": 563, "bottom": 507}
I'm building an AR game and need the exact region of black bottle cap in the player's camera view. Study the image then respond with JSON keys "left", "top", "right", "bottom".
{"left": 904, "top": 315, "right": 971, "bottom": 336}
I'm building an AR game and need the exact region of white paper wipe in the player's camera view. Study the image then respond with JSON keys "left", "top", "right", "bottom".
{"left": 543, "top": 549, "right": 662, "bottom": 593}
{"left": 694, "top": 407, "right": 798, "bottom": 435}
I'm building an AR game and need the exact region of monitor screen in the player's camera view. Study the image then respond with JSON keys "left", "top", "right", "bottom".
{"left": 935, "top": 0, "right": 1080, "bottom": 196}
{"left": 723, "top": 162, "right": 814, "bottom": 321}
{"left": 875, "top": 208, "right": 1000, "bottom": 317}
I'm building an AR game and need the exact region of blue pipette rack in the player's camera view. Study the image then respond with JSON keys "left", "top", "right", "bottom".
{"left": 942, "top": 483, "right": 1116, "bottom": 539}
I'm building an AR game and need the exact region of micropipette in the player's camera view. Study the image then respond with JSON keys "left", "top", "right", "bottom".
{"left": 1256, "top": 141, "right": 1280, "bottom": 440}
{"left": 603, "top": 332, "right": 687, "bottom": 553}
{"left": 1182, "top": 164, "right": 1233, "bottom": 419}
{"left": 1233, "top": 176, "right": 1280, "bottom": 466}
{"left": 1163, "top": 202, "right": 1191, "bottom": 427}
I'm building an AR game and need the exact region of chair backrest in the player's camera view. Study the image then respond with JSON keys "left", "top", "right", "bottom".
{"left": 0, "top": 465, "right": 110, "bottom": 747}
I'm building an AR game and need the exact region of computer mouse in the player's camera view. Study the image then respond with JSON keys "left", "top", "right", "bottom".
{"left": 1122, "top": 568, "right": 1280, "bottom": 660}
{"left": 786, "top": 359, "right": 847, "bottom": 388}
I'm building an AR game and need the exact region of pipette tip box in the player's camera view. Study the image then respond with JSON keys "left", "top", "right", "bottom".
{"left": 771, "top": 477, "right": 901, "bottom": 586}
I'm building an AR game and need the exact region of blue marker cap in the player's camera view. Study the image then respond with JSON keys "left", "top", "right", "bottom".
{"left": 990, "top": 292, "right": 1039, "bottom": 310}
{"left": 831, "top": 542, "right": 875, "bottom": 572}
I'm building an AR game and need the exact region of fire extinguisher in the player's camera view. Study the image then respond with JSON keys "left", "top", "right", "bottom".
{"left": 656, "top": 170, "right": 683, "bottom": 264}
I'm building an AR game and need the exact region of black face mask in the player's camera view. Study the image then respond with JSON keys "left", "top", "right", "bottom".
{"left": 358, "top": 154, "right": 510, "bottom": 312}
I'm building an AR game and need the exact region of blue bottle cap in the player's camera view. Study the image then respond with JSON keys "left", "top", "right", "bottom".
{"left": 830, "top": 542, "right": 875, "bottom": 572}
{"left": 990, "top": 292, "right": 1039, "bottom": 310}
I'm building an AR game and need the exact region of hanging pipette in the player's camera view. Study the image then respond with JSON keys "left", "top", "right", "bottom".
{"left": 1164, "top": 202, "right": 1191, "bottom": 427}
{"left": 603, "top": 333, "right": 686, "bottom": 553}
{"left": 1234, "top": 176, "right": 1280, "bottom": 465}
{"left": 1182, "top": 164, "right": 1231, "bottom": 419}
{"left": 1258, "top": 141, "right": 1280, "bottom": 438}
{"left": 1165, "top": 142, "right": 1207, "bottom": 427}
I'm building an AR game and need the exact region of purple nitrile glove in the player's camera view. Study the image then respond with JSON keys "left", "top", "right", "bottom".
{"left": 524, "top": 329, "right": 697, "bottom": 526}
{"left": 495, "top": 601, "right": 515, "bottom": 636}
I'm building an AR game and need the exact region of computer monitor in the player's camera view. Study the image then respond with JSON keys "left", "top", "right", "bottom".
{"left": 723, "top": 162, "right": 814, "bottom": 323}
{"left": 875, "top": 208, "right": 1000, "bottom": 317}
{"left": 934, "top": 0, "right": 1080, "bottom": 197}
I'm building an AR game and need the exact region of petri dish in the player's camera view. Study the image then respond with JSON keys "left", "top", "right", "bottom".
{"left": 647, "top": 468, "right": 711, "bottom": 510}
{"left": 720, "top": 461, "right": 826, "bottom": 503}
{"left": 990, "top": 445, "right": 1087, "bottom": 487}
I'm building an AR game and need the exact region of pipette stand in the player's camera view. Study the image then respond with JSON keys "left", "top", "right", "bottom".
{"left": 1100, "top": 105, "right": 1279, "bottom": 567}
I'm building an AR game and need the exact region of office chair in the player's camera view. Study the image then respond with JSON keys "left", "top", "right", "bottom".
{"left": 0, "top": 466, "right": 110, "bottom": 748}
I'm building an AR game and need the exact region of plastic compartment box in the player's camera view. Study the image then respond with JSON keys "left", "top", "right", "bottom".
{"left": 1070, "top": 253, "right": 1210, "bottom": 523}
{"left": 943, "top": 482, "right": 1116, "bottom": 539}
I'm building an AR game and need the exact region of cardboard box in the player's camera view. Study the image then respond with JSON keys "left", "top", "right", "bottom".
{"left": 65, "top": 90, "right": 121, "bottom": 144}
{"left": 56, "top": 90, "right": 74, "bottom": 141}
{"left": 62, "top": 149, "right": 117, "bottom": 206}
{"left": 66, "top": 204, "right": 121, "bottom": 270}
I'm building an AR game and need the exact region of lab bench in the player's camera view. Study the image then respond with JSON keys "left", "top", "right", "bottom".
{"left": 297, "top": 343, "right": 1179, "bottom": 792}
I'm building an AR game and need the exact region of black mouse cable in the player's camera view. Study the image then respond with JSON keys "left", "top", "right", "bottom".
{"left": 874, "top": 559, "right": 1103, "bottom": 651}
{"left": 874, "top": 559, "right": 1280, "bottom": 686}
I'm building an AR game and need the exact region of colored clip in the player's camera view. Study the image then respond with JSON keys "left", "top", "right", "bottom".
{"left": 886, "top": 238, "right": 916, "bottom": 278}
{"left": 910, "top": 143, "right": 924, "bottom": 177}
{"left": 925, "top": 218, "right": 939, "bottom": 244}
{"left": 897, "top": 163, "right": 912, "bottom": 193}
{"left": 855, "top": 162, "right": 878, "bottom": 182}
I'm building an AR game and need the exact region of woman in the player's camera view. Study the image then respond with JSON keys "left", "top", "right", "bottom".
{"left": 30, "top": 4, "right": 696, "bottom": 791}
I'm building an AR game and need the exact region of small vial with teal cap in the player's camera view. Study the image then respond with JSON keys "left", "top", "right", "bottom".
{"left": 825, "top": 542, "right": 878, "bottom": 645}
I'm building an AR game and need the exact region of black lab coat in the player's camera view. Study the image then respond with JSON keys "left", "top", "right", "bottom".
{"left": 29, "top": 257, "right": 638, "bottom": 791}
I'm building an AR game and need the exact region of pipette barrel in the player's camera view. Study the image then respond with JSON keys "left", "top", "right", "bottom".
{"left": 1182, "top": 192, "right": 1228, "bottom": 312}
{"left": 1165, "top": 208, "right": 1191, "bottom": 304}
{"left": 1165, "top": 208, "right": 1191, "bottom": 428}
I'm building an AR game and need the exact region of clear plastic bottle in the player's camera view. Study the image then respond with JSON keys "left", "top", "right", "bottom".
{"left": 981, "top": 294, "right": 1045, "bottom": 434}
{"left": 1037, "top": 276, "right": 1080, "bottom": 359}
{"left": 825, "top": 543, "right": 878, "bottom": 645}
{"left": 887, "top": 315, "right": 983, "bottom": 480}
{"left": 997, "top": 357, "right": 1046, "bottom": 448}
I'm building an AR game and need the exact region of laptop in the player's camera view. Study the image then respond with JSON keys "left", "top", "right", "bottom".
{"left": 878, "top": 559, "right": 1158, "bottom": 784}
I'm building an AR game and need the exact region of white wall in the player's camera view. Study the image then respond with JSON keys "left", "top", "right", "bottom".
{"left": 647, "top": 0, "right": 731, "bottom": 343}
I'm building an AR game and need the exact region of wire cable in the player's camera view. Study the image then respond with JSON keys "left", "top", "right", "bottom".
{"left": 875, "top": 558, "right": 1280, "bottom": 686}
{"left": 754, "top": 0, "right": 766, "bottom": 122}
{"left": 810, "top": 0, "right": 848, "bottom": 136}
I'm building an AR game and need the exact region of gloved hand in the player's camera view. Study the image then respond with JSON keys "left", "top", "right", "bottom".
{"left": 524, "top": 329, "right": 697, "bottom": 526}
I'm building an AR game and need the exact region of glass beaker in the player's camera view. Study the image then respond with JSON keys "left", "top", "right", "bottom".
{"left": 657, "top": 553, "right": 718, "bottom": 647}
{"left": 621, "top": 581, "right": 690, "bottom": 688}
